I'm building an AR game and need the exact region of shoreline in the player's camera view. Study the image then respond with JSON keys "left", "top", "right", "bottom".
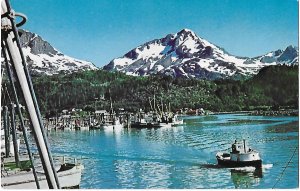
{"left": 249, "top": 109, "right": 298, "bottom": 116}
{"left": 203, "top": 110, "right": 298, "bottom": 116}
{"left": 185, "top": 109, "right": 299, "bottom": 116}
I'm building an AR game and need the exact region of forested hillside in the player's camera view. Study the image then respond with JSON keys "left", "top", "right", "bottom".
{"left": 5, "top": 65, "right": 297, "bottom": 116}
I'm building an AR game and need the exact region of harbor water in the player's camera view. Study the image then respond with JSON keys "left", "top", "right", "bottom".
{"left": 45, "top": 114, "right": 298, "bottom": 189}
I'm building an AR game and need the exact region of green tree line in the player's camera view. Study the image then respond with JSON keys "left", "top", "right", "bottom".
{"left": 2, "top": 65, "right": 298, "bottom": 116}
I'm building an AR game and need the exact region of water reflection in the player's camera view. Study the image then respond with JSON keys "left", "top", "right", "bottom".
{"left": 231, "top": 168, "right": 262, "bottom": 189}
{"left": 114, "top": 160, "right": 172, "bottom": 188}
{"left": 43, "top": 114, "right": 298, "bottom": 189}
{"left": 265, "top": 121, "right": 299, "bottom": 133}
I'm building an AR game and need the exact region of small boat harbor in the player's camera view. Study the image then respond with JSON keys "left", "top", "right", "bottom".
{"left": 45, "top": 109, "right": 184, "bottom": 132}
{"left": 1, "top": 103, "right": 185, "bottom": 188}
{"left": 0, "top": 3, "right": 186, "bottom": 185}
{"left": 0, "top": 0, "right": 298, "bottom": 189}
{"left": 44, "top": 94, "right": 185, "bottom": 131}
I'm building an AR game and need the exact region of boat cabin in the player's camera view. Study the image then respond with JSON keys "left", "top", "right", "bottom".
{"left": 231, "top": 140, "right": 249, "bottom": 154}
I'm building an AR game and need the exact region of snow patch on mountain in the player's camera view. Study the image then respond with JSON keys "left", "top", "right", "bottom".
{"left": 2, "top": 29, "right": 98, "bottom": 76}
{"left": 103, "top": 29, "right": 298, "bottom": 79}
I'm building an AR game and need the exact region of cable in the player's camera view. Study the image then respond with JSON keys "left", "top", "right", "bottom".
{"left": 272, "top": 146, "right": 298, "bottom": 189}
{"left": 1, "top": 41, "right": 40, "bottom": 188}
{"left": 4, "top": 84, "right": 12, "bottom": 103}
{"left": 3, "top": 0, "right": 60, "bottom": 188}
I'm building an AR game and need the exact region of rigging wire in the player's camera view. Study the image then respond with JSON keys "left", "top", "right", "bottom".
{"left": 272, "top": 146, "right": 298, "bottom": 189}
{"left": 1, "top": 42, "right": 40, "bottom": 188}
{"left": 2, "top": 0, "right": 60, "bottom": 188}
{"left": 4, "top": 84, "right": 12, "bottom": 103}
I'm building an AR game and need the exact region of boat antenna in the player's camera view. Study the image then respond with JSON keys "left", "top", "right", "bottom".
{"left": 153, "top": 94, "right": 158, "bottom": 114}
{"left": 109, "top": 89, "right": 113, "bottom": 114}
{"left": 161, "top": 97, "right": 163, "bottom": 113}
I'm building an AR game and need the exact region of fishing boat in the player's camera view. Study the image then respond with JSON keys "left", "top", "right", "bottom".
{"left": 75, "top": 125, "right": 90, "bottom": 131}
{"left": 1, "top": 160, "right": 84, "bottom": 189}
{"left": 1, "top": 137, "right": 20, "bottom": 157}
{"left": 101, "top": 117, "right": 123, "bottom": 131}
{"left": 130, "top": 106, "right": 183, "bottom": 129}
{"left": 1, "top": 0, "right": 84, "bottom": 188}
{"left": 155, "top": 122, "right": 172, "bottom": 128}
{"left": 170, "top": 114, "right": 184, "bottom": 126}
{"left": 99, "top": 93, "right": 124, "bottom": 131}
{"left": 155, "top": 113, "right": 183, "bottom": 127}
{"left": 216, "top": 140, "right": 262, "bottom": 168}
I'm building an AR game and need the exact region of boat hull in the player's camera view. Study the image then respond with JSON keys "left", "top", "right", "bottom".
{"left": 171, "top": 120, "right": 184, "bottom": 126}
{"left": 217, "top": 158, "right": 262, "bottom": 168}
{"left": 130, "top": 122, "right": 158, "bottom": 129}
{"left": 102, "top": 124, "right": 123, "bottom": 131}
{"left": 131, "top": 123, "right": 172, "bottom": 128}
{"left": 2, "top": 163, "right": 84, "bottom": 189}
{"left": 1, "top": 139, "right": 20, "bottom": 157}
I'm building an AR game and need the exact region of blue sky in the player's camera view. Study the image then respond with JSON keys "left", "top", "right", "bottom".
{"left": 11, "top": 0, "right": 298, "bottom": 67}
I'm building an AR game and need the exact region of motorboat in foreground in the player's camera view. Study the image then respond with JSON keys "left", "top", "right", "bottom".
{"left": 216, "top": 140, "right": 262, "bottom": 168}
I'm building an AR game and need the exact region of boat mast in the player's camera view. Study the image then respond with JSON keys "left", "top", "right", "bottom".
{"left": 154, "top": 94, "right": 159, "bottom": 115}
{"left": 10, "top": 103, "right": 20, "bottom": 167}
{"left": 1, "top": 0, "right": 60, "bottom": 188}
{"left": 3, "top": 106, "right": 10, "bottom": 157}
{"left": 149, "top": 97, "right": 153, "bottom": 112}
{"left": 161, "top": 97, "right": 163, "bottom": 114}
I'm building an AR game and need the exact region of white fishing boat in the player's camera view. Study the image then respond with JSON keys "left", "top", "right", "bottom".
{"left": 1, "top": 0, "right": 85, "bottom": 188}
{"left": 1, "top": 137, "right": 20, "bottom": 157}
{"left": 153, "top": 122, "right": 172, "bottom": 128}
{"left": 216, "top": 140, "right": 262, "bottom": 168}
{"left": 171, "top": 114, "right": 184, "bottom": 126}
{"left": 1, "top": 162, "right": 84, "bottom": 189}
{"left": 75, "top": 125, "right": 90, "bottom": 131}
{"left": 155, "top": 114, "right": 183, "bottom": 127}
{"left": 101, "top": 118, "right": 123, "bottom": 131}
{"left": 99, "top": 93, "right": 124, "bottom": 131}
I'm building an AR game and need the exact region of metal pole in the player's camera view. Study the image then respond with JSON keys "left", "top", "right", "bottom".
{"left": 2, "top": 37, "right": 56, "bottom": 188}
{"left": 3, "top": 106, "right": 10, "bottom": 157}
{"left": 2, "top": 45, "right": 40, "bottom": 188}
{"left": 1, "top": 1, "right": 58, "bottom": 188}
{"left": 2, "top": 0, "right": 60, "bottom": 188}
{"left": 10, "top": 103, "right": 20, "bottom": 167}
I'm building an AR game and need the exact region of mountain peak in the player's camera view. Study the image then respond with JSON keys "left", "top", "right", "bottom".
{"left": 176, "top": 28, "right": 199, "bottom": 40}
{"left": 285, "top": 45, "right": 298, "bottom": 52}
{"left": 178, "top": 28, "right": 195, "bottom": 34}
{"left": 103, "top": 29, "right": 298, "bottom": 80}
{"left": 277, "top": 45, "right": 299, "bottom": 64}
{"left": 19, "top": 29, "right": 58, "bottom": 55}
{"left": 5, "top": 29, "right": 98, "bottom": 76}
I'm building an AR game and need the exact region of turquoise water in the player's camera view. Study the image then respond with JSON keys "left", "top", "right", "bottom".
{"left": 46, "top": 114, "right": 298, "bottom": 189}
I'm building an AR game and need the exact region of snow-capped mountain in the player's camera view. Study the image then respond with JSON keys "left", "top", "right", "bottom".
{"left": 103, "top": 29, "right": 298, "bottom": 79}
{"left": 3, "top": 29, "right": 98, "bottom": 76}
